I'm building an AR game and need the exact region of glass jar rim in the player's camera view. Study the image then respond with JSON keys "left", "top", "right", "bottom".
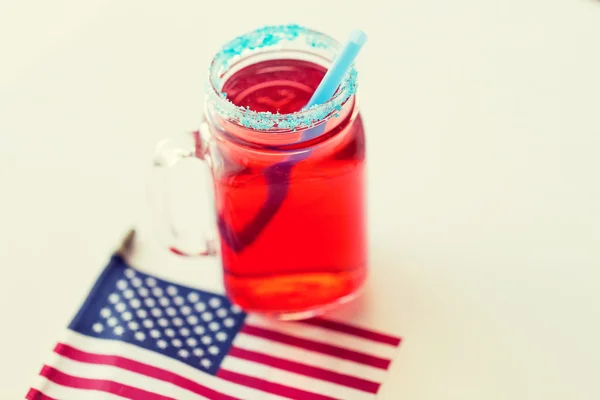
{"left": 206, "top": 24, "right": 358, "bottom": 133}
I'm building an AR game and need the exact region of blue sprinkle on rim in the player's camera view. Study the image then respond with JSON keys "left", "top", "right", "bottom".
{"left": 206, "top": 24, "right": 358, "bottom": 132}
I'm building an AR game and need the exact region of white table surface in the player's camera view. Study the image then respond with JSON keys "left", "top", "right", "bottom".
{"left": 1, "top": 1, "right": 599, "bottom": 399}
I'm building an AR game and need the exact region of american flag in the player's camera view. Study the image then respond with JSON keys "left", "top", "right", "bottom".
{"left": 27, "top": 254, "right": 401, "bottom": 399}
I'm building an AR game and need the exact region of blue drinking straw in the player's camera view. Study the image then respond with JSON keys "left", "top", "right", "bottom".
{"left": 301, "top": 29, "right": 368, "bottom": 141}
{"left": 219, "top": 28, "right": 368, "bottom": 253}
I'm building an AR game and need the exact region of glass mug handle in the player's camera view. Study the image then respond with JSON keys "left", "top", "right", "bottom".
{"left": 148, "top": 125, "right": 218, "bottom": 257}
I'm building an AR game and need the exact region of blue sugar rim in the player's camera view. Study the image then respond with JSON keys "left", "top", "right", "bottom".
{"left": 206, "top": 24, "right": 358, "bottom": 132}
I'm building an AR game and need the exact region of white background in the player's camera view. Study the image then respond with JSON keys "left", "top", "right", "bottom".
{"left": 1, "top": 0, "right": 600, "bottom": 399}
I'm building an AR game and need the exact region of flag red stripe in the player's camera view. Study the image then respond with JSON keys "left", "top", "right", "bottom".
{"left": 25, "top": 388, "right": 56, "bottom": 400}
{"left": 217, "top": 368, "right": 339, "bottom": 400}
{"left": 39, "top": 365, "right": 174, "bottom": 400}
{"left": 54, "top": 343, "right": 239, "bottom": 400}
{"left": 229, "top": 346, "right": 380, "bottom": 394}
{"left": 302, "top": 318, "right": 402, "bottom": 346}
{"left": 241, "top": 324, "right": 391, "bottom": 370}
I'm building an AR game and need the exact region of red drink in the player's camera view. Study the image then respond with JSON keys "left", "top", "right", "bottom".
{"left": 211, "top": 59, "right": 367, "bottom": 316}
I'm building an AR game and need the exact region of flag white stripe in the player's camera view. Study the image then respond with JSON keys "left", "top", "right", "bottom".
{"left": 245, "top": 315, "right": 397, "bottom": 358}
{"left": 233, "top": 332, "right": 388, "bottom": 382}
{"left": 221, "top": 356, "right": 377, "bottom": 400}
{"left": 30, "top": 376, "right": 125, "bottom": 400}
{"left": 45, "top": 354, "right": 212, "bottom": 400}
{"left": 63, "top": 330, "right": 289, "bottom": 400}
